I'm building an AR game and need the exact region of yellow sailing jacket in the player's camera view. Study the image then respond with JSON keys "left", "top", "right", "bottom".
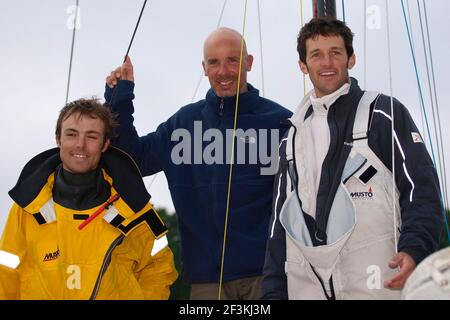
{"left": 0, "top": 147, "right": 178, "bottom": 300}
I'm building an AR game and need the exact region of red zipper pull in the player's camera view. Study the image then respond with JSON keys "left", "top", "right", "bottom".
{"left": 78, "top": 194, "right": 120, "bottom": 230}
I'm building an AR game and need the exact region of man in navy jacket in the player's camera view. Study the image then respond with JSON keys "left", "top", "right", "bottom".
{"left": 105, "top": 27, "right": 292, "bottom": 299}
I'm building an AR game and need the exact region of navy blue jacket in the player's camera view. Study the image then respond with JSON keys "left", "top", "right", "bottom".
{"left": 261, "top": 78, "right": 443, "bottom": 299}
{"left": 105, "top": 81, "right": 292, "bottom": 283}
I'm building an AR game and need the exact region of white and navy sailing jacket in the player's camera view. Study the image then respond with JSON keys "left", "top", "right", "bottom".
{"left": 261, "top": 78, "right": 443, "bottom": 299}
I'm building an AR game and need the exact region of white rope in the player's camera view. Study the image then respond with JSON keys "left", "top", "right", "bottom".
{"left": 65, "top": 0, "right": 80, "bottom": 105}
{"left": 257, "top": 0, "right": 265, "bottom": 97}
{"left": 300, "top": 0, "right": 307, "bottom": 96}
{"left": 363, "top": 0, "right": 367, "bottom": 89}
{"left": 385, "top": 0, "right": 398, "bottom": 253}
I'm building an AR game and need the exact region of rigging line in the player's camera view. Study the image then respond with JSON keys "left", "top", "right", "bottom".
{"left": 342, "top": 0, "right": 346, "bottom": 22}
{"left": 257, "top": 0, "right": 265, "bottom": 97}
{"left": 107, "top": 0, "right": 149, "bottom": 106}
{"left": 406, "top": 0, "right": 426, "bottom": 136}
{"left": 191, "top": 0, "right": 228, "bottom": 103}
{"left": 148, "top": 1, "right": 228, "bottom": 192}
{"left": 124, "top": 0, "right": 148, "bottom": 62}
{"left": 300, "top": 0, "right": 304, "bottom": 26}
{"left": 400, "top": 1, "right": 437, "bottom": 168}
{"left": 400, "top": 0, "right": 450, "bottom": 240}
{"left": 218, "top": 0, "right": 248, "bottom": 301}
{"left": 422, "top": 0, "right": 449, "bottom": 212}
{"left": 416, "top": 0, "right": 447, "bottom": 208}
{"left": 300, "top": 0, "right": 307, "bottom": 96}
{"left": 406, "top": 0, "right": 416, "bottom": 52}
{"left": 385, "top": 0, "right": 398, "bottom": 253}
{"left": 150, "top": 1, "right": 227, "bottom": 192}
{"left": 145, "top": 173, "right": 158, "bottom": 192}
{"left": 65, "top": 0, "right": 80, "bottom": 105}
{"left": 363, "top": 0, "right": 367, "bottom": 89}
{"left": 423, "top": 0, "right": 450, "bottom": 237}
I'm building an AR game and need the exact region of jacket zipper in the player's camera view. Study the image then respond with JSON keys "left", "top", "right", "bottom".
{"left": 311, "top": 264, "right": 336, "bottom": 300}
{"left": 89, "top": 235, "right": 124, "bottom": 300}
{"left": 219, "top": 98, "right": 224, "bottom": 116}
{"left": 315, "top": 106, "right": 339, "bottom": 244}
{"left": 288, "top": 118, "right": 338, "bottom": 300}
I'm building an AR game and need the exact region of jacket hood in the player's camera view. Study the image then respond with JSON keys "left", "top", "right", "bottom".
{"left": 9, "top": 146, "right": 150, "bottom": 213}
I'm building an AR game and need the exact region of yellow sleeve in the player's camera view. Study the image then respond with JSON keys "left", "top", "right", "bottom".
{"left": 0, "top": 264, "right": 19, "bottom": 299}
{"left": 132, "top": 229, "right": 178, "bottom": 300}
{"left": 0, "top": 203, "right": 26, "bottom": 299}
{"left": 1, "top": 203, "right": 27, "bottom": 256}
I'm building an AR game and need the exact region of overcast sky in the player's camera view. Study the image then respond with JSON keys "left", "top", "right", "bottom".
{"left": 1, "top": 0, "right": 449, "bottom": 232}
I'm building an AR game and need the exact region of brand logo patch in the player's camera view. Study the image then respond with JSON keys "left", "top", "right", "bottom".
{"left": 239, "top": 136, "right": 256, "bottom": 144}
{"left": 411, "top": 132, "right": 423, "bottom": 144}
{"left": 350, "top": 187, "right": 374, "bottom": 200}
{"left": 43, "top": 248, "right": 60, "bottom": 262}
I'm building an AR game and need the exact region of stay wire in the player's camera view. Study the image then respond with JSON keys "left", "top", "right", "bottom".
{"left": 190, "top": 0, "right": 228, "bottom": 103}
{"left": 385, "top": 0, "right": 398, "bottom": 252}
{"left": 124, "top": 0, "right": 148, "bottom": 62}
{"left": 406, "top": 0, "right": 426, "bottom": 137}
{"left": 400, "top": 0, "right": 436, "bottom": 164}
{"left": 150, "top": 0, "right": 228, "bottom": 192}
{"left": 65, "top": 0, "right": 79, "bottom": 105}
{"left": 107, "top": 0, "right": 149, "bottom": 107}
{"left": 406, "top": 0, "right": 416, "bottom": 52}
{"left": 416, "top": 0, "right": 447, "bottom": 208}
{"left": 422, "top": 0, "right": 449, "bottom": 213}
{"left": 400, "top": 0, "right": 450, "bottom": 241}
{"left": 218, "top": 0, "right": 248, "bottom": 301}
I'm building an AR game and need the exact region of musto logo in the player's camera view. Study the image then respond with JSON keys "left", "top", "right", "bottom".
{"left": 350, "top": 187, "right": 374, "bottom": 200}
{"left": 43, "top": 248, "right": 60, "bottom": 262}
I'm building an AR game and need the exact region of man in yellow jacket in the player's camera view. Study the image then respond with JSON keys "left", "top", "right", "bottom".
{"left": 0, "top": 98, "right": 178, "bottom": 299}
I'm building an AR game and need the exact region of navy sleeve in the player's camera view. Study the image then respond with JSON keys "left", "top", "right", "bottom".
{"left": 104, "top": 80, "right": 170, "bottom": 176}
{"left": 261, "top": 137, "right": 289, "bottom": 300}
{"left": 368, "top": 95, "right": 444, "bottom": 264}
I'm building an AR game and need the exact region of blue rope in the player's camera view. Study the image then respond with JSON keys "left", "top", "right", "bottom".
{"left": 400, "top": 0, "right": 450, "bottom": 241}
{"left": 342, "top": 0, "right": 346, "bottom": 21}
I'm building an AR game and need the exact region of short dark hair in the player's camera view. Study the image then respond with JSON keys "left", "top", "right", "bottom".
{"left": 297, "top": 18, "right": 354, "bottom": 64}
{"left": 55, "top": 98, "right": 117, "bottom": 141}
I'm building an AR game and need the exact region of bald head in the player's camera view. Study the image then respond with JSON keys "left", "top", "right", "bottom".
{"left": 203, "top": 27, "right": 248, "bottom": 59}
{"left": 202, "top": 27, "right": 253, "bottom": 97}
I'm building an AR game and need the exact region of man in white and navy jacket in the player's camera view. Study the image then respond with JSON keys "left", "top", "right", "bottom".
{"left": 261, "top": 18, "right": 443, "bottom": 300}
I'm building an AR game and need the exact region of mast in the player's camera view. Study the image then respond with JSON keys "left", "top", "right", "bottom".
{"left": 313, "top": 0, "right": 337, "bottom": 18}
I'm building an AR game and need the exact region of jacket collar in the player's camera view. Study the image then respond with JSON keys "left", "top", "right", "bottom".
{"left": 290, "top": 77, "right": 362, "bottom": 126}
{"left": 309, "top": 82, "right": 351, "bottom": 116}
{"left": 9, "top": 147, "right": 150, "bottom": 213}
{"left": 204, "top": 83, "right": 260, "bottom": 117}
